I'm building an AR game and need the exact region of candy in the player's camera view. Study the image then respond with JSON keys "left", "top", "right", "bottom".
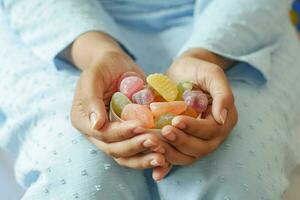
{"left": 154, "top": 113, "right": 175, "bottom": 129}
{"left": 183, "top": 90, "right": 208, "bottom": 113}
{"left": 176, "top": 81, "right": 193, "bottom": 100}
{"left": 111, "top": 92, "right": 132, "bottom": 117}
{"left": 182, "top": 106, "right": 198, "bottom": 118}
{"left": 121, "top": 104, "right": 154, "bottom": 129}
{"left": 150, "top": 101, "right": 187, "bottom": 117}
{"left": 146, "top": 73, "right": 178, "bottom": 102}
{"left": 132, "top": 88, "right": 154, "bottom": 105}
{"left": 119, "top": 76, "right": 144, "bottom": 99}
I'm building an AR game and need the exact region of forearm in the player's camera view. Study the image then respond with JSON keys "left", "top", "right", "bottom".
{"left": 180, "top": 48, "right": 235, "bottom": 70}
{"left": 60, "top": 32, "right": 126, "bottom": 71}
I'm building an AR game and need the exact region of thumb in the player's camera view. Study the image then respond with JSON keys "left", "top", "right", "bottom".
{"left": 89, "top": 97, "right": 107, "bottom": 130}
{"left": 206, "top": 67, "right": 234, "bottom": 125}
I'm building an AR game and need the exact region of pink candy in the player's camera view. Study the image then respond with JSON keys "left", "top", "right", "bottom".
{"left": 119, "top": 76, "right": 144, "bottom": 99}
{"left": 183, "top": 90, "right": 208, "bottom": 113}
{"left": 132, "top": 88, "right": 155, "bottom": 105}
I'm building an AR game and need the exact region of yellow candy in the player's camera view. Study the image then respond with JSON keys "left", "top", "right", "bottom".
{"left": 146, "top": 73, "right": 178, "bottom": 102}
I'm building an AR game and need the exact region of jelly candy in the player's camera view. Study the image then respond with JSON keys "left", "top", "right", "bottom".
{"left": 132, "top": 88, "right": 154, "bottom": 105}
{"left": 176, "top": 81, "right": 193, "bottom": 100}
{"left": 181, "top": 106, "right": 198, "bottom": 118}
{"left": 119, "top": 76, "right": 144, "bottom": 99}
{"left": 183, "top": 90, "right": 208, "bottom": 113}
{"left": 121, "top": 104, "right": 154, "bottom": 129}
{"left": 146, "top": 73, "right": 178, "bottom": 102}
{"left": 150, "top": 101, "right": 187, "bottom": 117}
{"left": 111, "top": 92, "right": 132, "bottom": 117}
{"left": 154, "top": 113, "right": 175, "bottom": 129}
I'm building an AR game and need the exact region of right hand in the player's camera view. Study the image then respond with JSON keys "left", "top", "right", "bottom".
{"left": 68, "top": 32, "right": 169, "bottom": 171}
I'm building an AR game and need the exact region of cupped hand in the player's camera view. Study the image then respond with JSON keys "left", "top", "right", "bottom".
{"left": 68, "top": 32, "right": 171, "bottom": 173}
{"left": 160, "top": 49, "right": 238, "bottom": 163}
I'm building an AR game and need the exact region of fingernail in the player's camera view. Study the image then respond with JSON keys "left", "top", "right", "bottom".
{"left": 90, "top": 112, "right": 97, "bottom": 129}
{"left": 134, "top": 127, "right": 146, "bottom": 134}
{"left": 176, "top": 122, "right": 186, "bottom": 129}
{"left": 165, "top": 132, "right": 176, "bottom": 142}
{"left": 220, "top": 109, "right": 228, "bottom": 125}
{"left": 172, "top": 119, "right": 186, "bottom": 129}
{"left": 153, "top": 173, "right": 161, "bottom": 182}
{"left": 151, "top": 146, "right": 165, "bottom": 154}
{"left": 150, "top": 159, "right": 161, "bottom": 166}
{"left": 143, "top": 139, "right": 156, "bottom": 148}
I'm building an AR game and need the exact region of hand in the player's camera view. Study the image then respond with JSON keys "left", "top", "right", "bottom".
{"left": 69, "top": 32, "right": 169, "bottom": 172}
{"left": 161, "top": 49, "right": 238, "bottom": 162}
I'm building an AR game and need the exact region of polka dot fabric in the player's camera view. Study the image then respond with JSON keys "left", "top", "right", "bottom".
{"left": 0, "top": 1, "right": 299, "bottom": 200}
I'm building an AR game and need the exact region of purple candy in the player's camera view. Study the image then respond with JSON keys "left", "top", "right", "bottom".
{"left": 132, "top": 88, "right": 155, "bottom": 105}
{"left": 183, "top": 90, "right": 208, "bottom": 113}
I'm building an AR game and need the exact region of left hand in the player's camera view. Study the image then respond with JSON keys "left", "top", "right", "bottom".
{"left": 161, "top": 49, "right": 238, "bottom": 163}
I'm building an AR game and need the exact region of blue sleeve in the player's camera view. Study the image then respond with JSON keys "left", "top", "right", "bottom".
{"left": 2, "top": 0, "right": 128, "bottom": 61}
{"left": 179, "top": 0, "right": 291, "bottom": 83}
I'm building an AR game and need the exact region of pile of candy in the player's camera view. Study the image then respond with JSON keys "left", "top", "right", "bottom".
{"left": 110, "top": 73, "right": 209, "bottom": 129}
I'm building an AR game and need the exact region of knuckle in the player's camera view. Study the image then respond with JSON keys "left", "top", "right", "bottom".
{"left": 227, "top": 93, "right": 235, "bottom": 105}
{"left": 141, "top": 160, "right": 150, "bottom": 169}
{"left": 208, "top": 141, "right": 219, "bottom": 152}
{"left": 143, "top": 133, "right": 159, "bottom": 143}
{"left": 193, "top": 150, "right": 204, "bottom": 159}
{"left": 105, "top": 146, "right": 119, "bottom": 158}
{"left": 185, "top": 157, "right": 197, "bottom": 165}
{"left": 209, "top": 64, "right": 223, "bottom": 74}
{"left": 94, "top": 131, "right": 107, "bottom": 142}
{"left": 114, "top": 158, "right": 125, "bottom": 166}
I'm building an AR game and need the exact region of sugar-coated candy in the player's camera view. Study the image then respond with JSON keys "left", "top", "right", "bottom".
{"left": 119, "top": 76, "right": 144, "bottom": 99}
{"left": 121, "top": 104, "right": 154, "bottom": 129}
{"left": 132, "top": 88, "right": 154, "bottom": 105}
{"left": 176, "top": 81, "right": 193, "bottom": 100}
{"left": 183, "top": 90, "right": 208, "bottom": 113}
{"left": 146, "top": 73, "right": 178, "bottom": 102}
{"left": 154, "top": 113, "right": 175, "bottom": 129}
{"left": 111, "top": 92, "right": 132, "bottom": 117}
{"left": 150, "top": 101, "right": 187, "bottom": 117}
{"left": 182, "top": 106, "right": 198, "bottom": 118}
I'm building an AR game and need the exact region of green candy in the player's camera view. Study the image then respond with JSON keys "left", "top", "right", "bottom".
{"left": 111, "top": 92, "right": 132, "bottom": 117}
{"left": 176, "top": 81, "right": 193, "bottom": 100}
{"left": 154, "top": 113, "right": 175, "bottom": 129}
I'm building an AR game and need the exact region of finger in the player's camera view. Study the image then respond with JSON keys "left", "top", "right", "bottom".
{"left": 114, "top": 153, "right": 165, "bottom": 169}
{"left": 93, "top": 120, "right": 147, "bottom": 142}
{"left": 71, "top": 68, "right": 108, "bottom": 136}
{"left": 210, "top": 105, "right": 238, "bottom": 143}
{"left": 204, "top": 66, "right": 234, "bottom": 124}
{"left": 160, "top": 142, "right": 195, "bottom": 165}
{"left": 171, "top": 115, "right": 221, "bottom": 140}
{"left": 152, "top": 163, "right": 172, "bottom": 181}
{"left": 88, "top": 133, "right": 164, "bottom": 158}
{"left": 79, "top": 67, "right": 107, "bottom": 130}
{"left": 161, "top": 126, "right": 217, "bottom": 158}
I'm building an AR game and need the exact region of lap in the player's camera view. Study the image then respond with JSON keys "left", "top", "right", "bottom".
{"left": 157, "top": 80, "right": 295, "bottom": 200}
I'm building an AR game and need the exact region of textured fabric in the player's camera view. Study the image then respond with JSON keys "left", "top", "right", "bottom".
{"left": 0, "top": 0, "right": 300, "bottom": 200}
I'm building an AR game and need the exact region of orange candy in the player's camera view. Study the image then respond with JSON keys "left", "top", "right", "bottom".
{"left": 181, "top": 106, "right": 198, "bottom": 118}
{"left": 150, "top": 101, "right": 187, "bottom": 117}
{"left": 121, "top": 104, "right": 154, "bottom": 129}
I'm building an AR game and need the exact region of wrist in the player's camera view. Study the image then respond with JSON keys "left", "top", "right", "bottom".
{"left": 62, "top": 31, "right": 127, "bottom": 71}
{"left": 180, "top": 48, "right": 235, "bottom": 70}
